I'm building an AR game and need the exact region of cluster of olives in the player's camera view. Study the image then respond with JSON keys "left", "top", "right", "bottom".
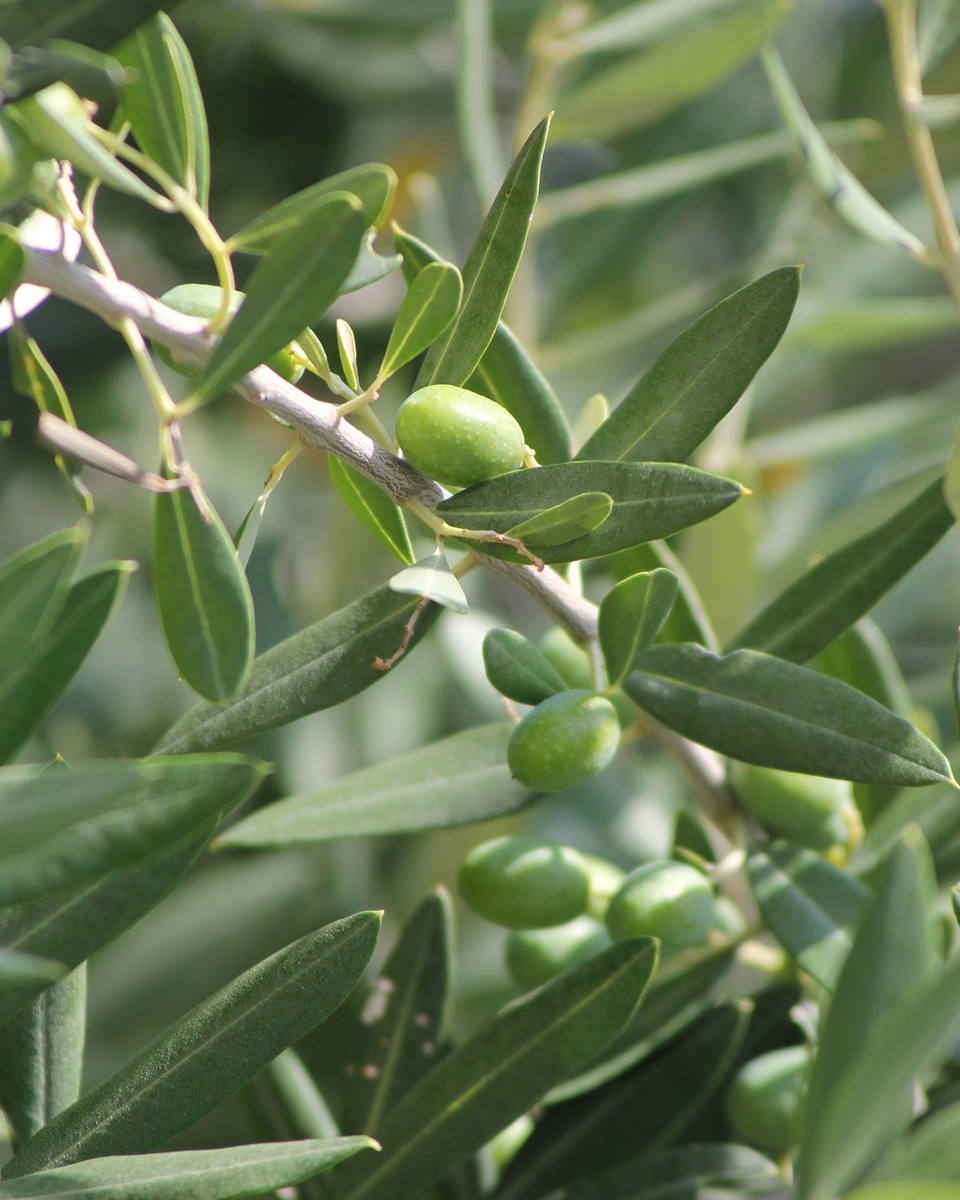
{"left": 458, "top": 834, "right": 725, "bottom": 989}
{"left": 730, "top": 762, "right": 861, "bottom": 854}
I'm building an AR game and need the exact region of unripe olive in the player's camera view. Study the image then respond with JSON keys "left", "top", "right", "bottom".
{"left": 458, "top": 835, "right": 591, "bottom": 930}
{"left": 605, "top": 861, "right": 716, "bottom": 955}
{"left": 724, "top": 1044, "right": 809, "bottom": 1156}
{"left": 538, "top": 628, "right": 636, "bottom": 728}
{"left": 507, "top": 690, "right": 620, "bottom": 794}
{"left": 156, "top": 284, "right": 305, "bottom": 383}
{"left": 395, "top": 384, "right": 525, "bottom": 489}
{"left": 506, "top": 915, "right": 611, "bottom": 990}
{"left": 731, "top": 763, "right": 855, "bottom": 850}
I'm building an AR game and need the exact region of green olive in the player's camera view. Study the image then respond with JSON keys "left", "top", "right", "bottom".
{"left": 505, "top": 915, "right": 611, "bottom": 990}
{"left": 507, "top": 689, "right": 620, "bottom": 794}
{"left": 457, "top": 835, "right": 592, "bottom": 930}
{"left": 395, "top": 384, "right": 525, "bottom": 488}
{"left": 605, "top": 861, "right": 716, "bottom": 955}
{"left": 731, "top": 763, "right": 855, "bottom": 850}
{"left": 724, "top": 1044, "right": 809, "bottom": 1156}
{"left": 156, "top": 284, "right": 305, "bottom": 384}
{"left": 580, "top": 853, "right": 626, "bottom": 920}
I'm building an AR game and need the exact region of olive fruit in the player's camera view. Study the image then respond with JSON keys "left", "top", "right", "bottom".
{"left": 506, "top": 915, "right": 611, "bottom": 990}
{"left": 157, "top": 284, "right": 305, "bottom": 383}
{"left": 581, "top": 853, "right": 626, "bottom": 920}
{"left": 724, "top": 1044, "right": 809, "bottom": 1156}
{"left": 395, "top": 384, "right": 525, "bottom": 488}
{"left": 605, "top": 861, "right": 716, "bottom": 955}
{"left": 457, "top": 835, "right": 592, "bottom": 929}
{"left": 507, "top": 689, "right": 620, "bottom": 794}
{"left": 731, "top": 763, "right": 855, "bottom": 851}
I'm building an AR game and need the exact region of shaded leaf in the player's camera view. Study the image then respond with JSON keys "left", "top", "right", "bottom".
{"left": 438, "top": 461, "right": 744, "bottom": 564}
{"left": 218, "top": 724, "right": 534, "bottom": 848}
{"left": 625, "top": 644, "right": 954, "bottom": 786}
{"left": 0, "top": 227, "right": 25, "bottom": 301}
{"left": 599, "top": 569, "right": 678, "bottom": 688}
{"left": 379, "top": 261, "right": 462, "bottom": 380}
{"left": 3, "top": 913, "right": 381, "bottom": 1176}
{"left": 154, "top": 585, "right": 442, "bottom": 756}
{"left": 329, "top": 457, "right": 414, "bottom": 565}
{"left": 389, "top": 549, "right": 468, "bottom": 614}
{"left": 0, "top": 527, "right": 84, "bottom": 683}
{"left": 482, "top": 628, "right": 567, "bottom": 706}
{"left": 153, "top": 485, "right": 255, "bottom": 701}
{"left": 0, "top": 1, "right": 169, "bottom": 54}
{"left": 565, "top": 1142, "right": 781, "bottom": 1200}
{"left": 576, "top": 267, "right": 800, "bottom": 465}
{"left": 0, "top": 952, "right": 67, "bottom": 989}
{"left": 507, "top": 492, "right": 613, "bottom": 548}
{"left": 341, "top": 230, "right": 402, "bottom": 295}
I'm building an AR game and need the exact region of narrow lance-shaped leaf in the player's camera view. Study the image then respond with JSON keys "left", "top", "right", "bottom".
{"left": 576, "top": 267, "right": 800, "bottom": 465}
{"left": 0, "top": 527, "right": 84, "bottom": 682}
{"left": 218, "top": 723, "right": 534, "bottom": 848}
{"left": 0, "top": 952, "right": 67, "bottom": 989}
{"left": 2, "top": 912, "right": 381, "bottom": 1177}
{"left": 0, "top": 1138, "right": 379, "bottom": 1200}
{"left": 342, "top": 889, "right": 453, "bottom": 1135}
{"left": 763, "top": 45, "right": 927, "bottom": 258}
{"left": 625, "top": 643, "right": 954, "bottom": 786}
{"left": 482, "top": 628, "right": 567, "bottom": 706}
{"left": 415, "top": 115, "right": 551, "bottom": 388}
{"left": 565, "top": 1144, "right": 781, "bottom": 1200}
{"left": 261, "top": 1049, "right": 340, "bottom": 1141}
{"left": 0, "top": 1, "right": 169, "bottom": 54}
{"left": 507, "top": 492, "right": 613, "bottom": 548}
{"left": 729, "top": 476, "right": 955, "bottom": 663}
{"left": 329, "top": 457, "right": 414, "bottom": 564}
{"left": 195, "top": 192, "right": 366, "bottom": 404}
{"left": 599, "top": 569, "right": 679, "bottom": 688}
{"left": 379, "top": 261, "right": 462, "bottom": 380}
{"left": 0, "top": 226, "right": 25, "bottom": 300}
{"left": 154, "top": 584, "right": 443, "bottom": 756}
{"left": 153, "top": 485, "right": 255, "bottom": 701}
{"left": 337, "top": 318, "right": 360, "bottom": 391}
{"left": 389, "top": 549, "right": 469, "bottom": 615}
{"left": 329, "top": 939, "right": 657, "bottom": 1200}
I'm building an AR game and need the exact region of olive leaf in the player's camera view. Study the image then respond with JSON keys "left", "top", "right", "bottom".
{"left": 389, "top": 549, "right": 468, "bottom": 615}
{"left": 507, "top": 492, "right": 613, "bottom": 548}
{"left": 0, "top": 1, "right": 168, "bottom": 54}
{"left": 337, "top": 318, "right": 360, "bottom": 390}
{"left": 0, "top": 226, "right": 25, "bottom": 301}
{"left": 482, "top": 628, "right": 567, "bottom": 706}
{"left": 378, "top": 261, "right": 462, "bottom": 381}
{"left": 598, "top": 568, "right": 679, "bottom": 688}
{"left": 0, "top": 951, "right": 67, "bottom": 989}
{"left": 329, "top": 457, "right": 414, "bottom": 565}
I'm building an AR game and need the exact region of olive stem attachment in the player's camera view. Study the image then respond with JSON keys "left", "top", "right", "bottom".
{"left": 404, "top": 497, "right": 545, "bottom": 571}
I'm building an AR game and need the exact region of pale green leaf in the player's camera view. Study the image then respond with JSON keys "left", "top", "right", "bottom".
{"left": 507, "top": 492, "right": 613, "bottom": 548}
{"left": 328, "top": 457, "right": 414, "bottom": 564}
{"left": 456, "top": 0, "right": 503, "bottom": 205}
{"left": 337, "top": 318, "right": 360, "bottom": 390}
{"left": 599, "top": 569, "right": 679, "bottom": 688}
{"left": 379, "top": 261, "right": 462, "bottom": 380}
{"left": 389, "top": 549, "right": 468, "bottom": 614}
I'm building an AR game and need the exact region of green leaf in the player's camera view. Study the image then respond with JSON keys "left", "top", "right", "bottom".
{"left": 0, "top": 226, "right": 25, "bottom": 300}
{"left": 496, "top": 1001, "right": 750, "bottom": 1200}
{"left": 115, "top": 12, "right": 210, "bottom": 210}
{"left": 154, "top": 584, "right": 442, "bottom": 756}
{"left": 2, "top": 913, "right": 381, "bottom": 1177}
{"left": 816, "top": 619, "right": 913, "bottom": 721}
{"left": 153, "top": 486, "right": 255, "bottom": 701}
{"left": 337, "top": 318, "right": 360, "bottom": 391}
{"left": 609, "top": 541, "right": 719, "bottom": 651}
{"left": 576, "top": 267, "right": 800, "bottom": 465}
{"left": 455, "top": 0, "right": 503, "bottom": 205}
{"left": 389, "top": 549, "right": 468, "bottom": 614}
{"left": 0, "top": 826, "right": 215, "bottom": 1028}
{"left": 482, "top": 628, "right": 567, "bottom": 706}
{"left": 564, "top": 1142, "right": 781, "bottom": 1200}
{"left": 729, "top": 477, "right": 955, "bottom": 662}
{"left": 599, "top": 569, "right": 679, "bottom": 688}
{"left": 0, "top": 1138, "right": 378, "bottom": 1199}
{"left": 0, "top": 756, "right": 266, "bottom": 907}
{"left": 0, "top": 951, "right": 67, "bottom": 989}
{"left": 558, "top": 0, "right": 755, "bottom": 56}
{"left": 341, "top": 230, "right": 402, "bottom": 295}
{"left": 342, "top": 890, "right": 453, "bottom": 1135}
{"left": 785, "top": 295, "right": 959, "bottom": 351}
{"left": 260, "top": 1048, "right": 339, "bottom": 1141}
{"left": 228, "top": 164, "right": 397, "bottom": 254}
{"left": 0, "top": 561, "right": 132, "bottom": 767}
{"left": 195, "top": 193, "right": 366, "bottom": 403}
{"left": 438, "top": 461, "right": 744, "bottom": 564}
{"left": 869, "top": 1101, "right": 960, "bottom": 1185}
{"left": 0, "top": 527, "right": 84, "bottom": 683}
{"left": 624, "top": 644, "right": 954, "bottom": 786}
{"left": 330, "top": 939, "right": 657, "bottom": 1200}
{"left": 507, "top": 492, "right": 613, "bottom": 548}
{"left": 0, "top": 966, "right": 86, "bottom": 1146}
{"left": 747, "top": 841, "right": 870, "bottom": 991}
{"left": 415, "top": 116, "right": 550, "bottom": 388}
{"left": 217, "top": 723, "right": 533, "bottom": 848}
{"left": 379, "top": 261, "right": 462, "bottom": 380}
{"left": 763, "top": 45, "right": 928, "bottom": 258}
{"left": 328, "top": 457, "right": 414, "bottom": 565}
{"left": 0, "top": 1, "right": 169, "bottom": 54}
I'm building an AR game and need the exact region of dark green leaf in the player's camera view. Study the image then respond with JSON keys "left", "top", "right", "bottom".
{"left": 576, "top": 267, "right": 800, "bottom": 465}
{"left": 228, "top": 165, "right": 397, "bottom": 254}
{"left": 0, "top": 966, "right": 86, "bottom": 1146}
{"left": 154, "top": 584, "right": 442, "bottom": 756}
{"left": 438, "top": 461, "right": 744, "bottom": 564}
{"left": 379, "top": 261, "right": 462, "bottom": 380}
{"left": 0, "top": 1138, "right": 378, "bottom": 1199}
{"left": 331, "top": 939, "right": 657, "bottom": 1200}
{"left": 482, "top": 628, "right": 567, "bottom": 705}
{"left": 196, "top": 193, "right": 366, "bottom": 404}
{"left": 0, "top": 227, "right": 25, "bottom": 300}
{"left": 729, "top": 477, "right": 954, "bottom": 662}
{"left": 565, "top": 1143, "right": 782, "bottom": 1200}
{"left": 507, "top": 492, "right": 613, "bottom": 548}
{"left": 260, "top": 1049, "right": 339, "bottom": 1141}
{"left": 0, "top": 756, "right": 266, "bottom": 907}
{"left": 608, "top": 540, "right": 719, "bottom": 650}
{"left": 115, "top": 13, "right": 210, "bottom": 210}
{"left": 624, "top": 644, "right": 954, "bottom": 786}
{"left": 217, "top": 723, "right": 533, "bottom": 847}
{"left": 389, "top": 549, "right": 469, "bottom": 614}
{"left": 747, "top": 841, "right": 870, "bottom": 991}
{"left": 342, "top": 890, "right": 453, "bottom": 1135}
{"left": 153, "top": 486, "right": 255, "bottom": 701}
{"left": 0, "top": 527, "right": 84, "bottom": 683}
{"left": 599, "top": 569, "right": 679, "bottom": 688}
{"left": 415, "top": 116, "right": 550, "bottom": 388}
{"left": 0, "top": 1, "right": 168, "bottom": 53}
{"left": 0, "top": 561, "right": 132, "bottom": 766}
{"left": 328, "top": 457, "right": 414, "bottom": 565}
{"left": 3, "top": 913, "right": 381, "bottom": 1176}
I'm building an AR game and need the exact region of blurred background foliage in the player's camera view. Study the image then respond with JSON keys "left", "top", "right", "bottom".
{"left": 3, "top": 0, "right": 960, "bottom": 1154}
